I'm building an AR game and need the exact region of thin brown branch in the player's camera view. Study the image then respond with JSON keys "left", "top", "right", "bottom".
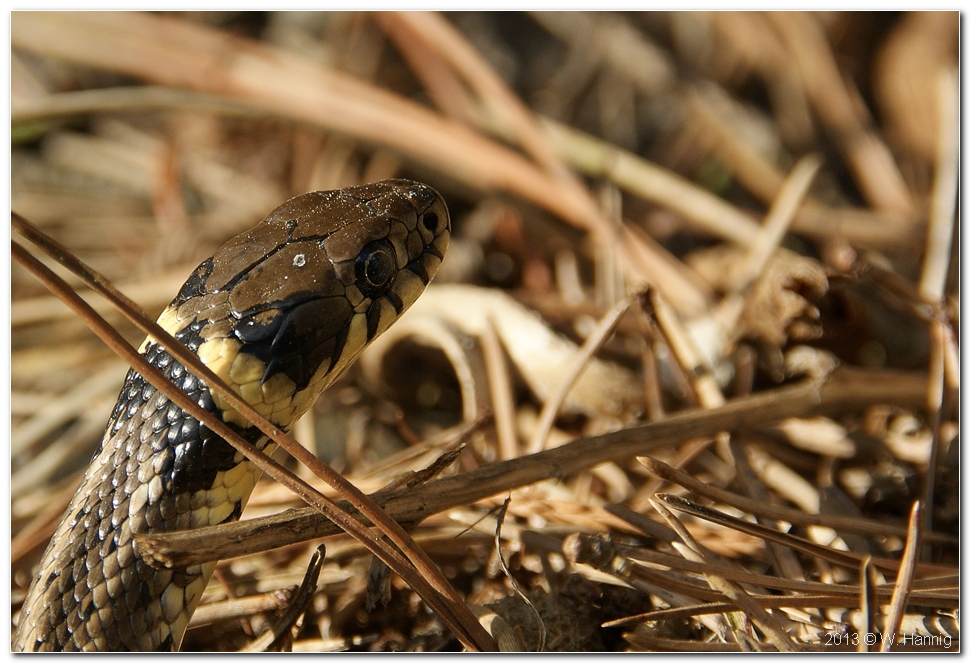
{"left": 859, "top": 557, "right": 879, "bottom": 652}
{"left": 650, "top": 497, "right": 799, "bottom": 652}
{"left": 238, "top": 545, "right": 326, "bottom": 653}
{"left": 639, "top": 457, "right": 956, "bottom": 546}
{"left": 655, "top": 493, "right": 947, "bottom": 577}
{"left": 494, "top": 498, "right": 545, "bottom": 652}
{"left": 880, "top": 502, "right": 922, "bottom": 652}
{"left": 527, "top": 295, "right": 633, "bottom": 454}
{"left": 137, "top": 366, "right": 929, "bottom": 566}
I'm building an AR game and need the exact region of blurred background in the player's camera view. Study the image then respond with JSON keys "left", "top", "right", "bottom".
{"left": 10, "top": 12, "right": 959, "bottom": 652}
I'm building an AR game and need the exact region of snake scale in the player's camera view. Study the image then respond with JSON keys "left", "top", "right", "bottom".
{"left": 13, "top": 179, "right": 450, "bottom": 651}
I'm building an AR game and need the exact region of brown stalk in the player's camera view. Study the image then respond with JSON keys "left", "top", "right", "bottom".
{"left": 562, "top": 532, "right": 954, "bottom": 624}
{"left": 620, "top": 548, "right": 955, "bottom": 607}
{"left": 138, "top": 366, "right": 930, "bottom": 566}
{"left": 378, "top": 11, "right": 712, "bottom": 318}
{"left": 654, "top": 493, "right": 947, "bottom": 577}
{"left": 639, "top": 457, "right": 955, "bottom": 546}
{"left": 539, "top": 117, "right": 760, "bottom": 246}
{"left": 12, "top": 221, "right": 495, "bottom": 651}
{"left": 650, "top": 497, "right": 799, "bottom": 652}
{"left": 494, "top": 498, "right": 545, "bottom": 652}
{"left": 684, "top": 86, "right": 908, "bottom": 248}
{"left": 375, "top": 444, "right": 466, "bottom": 496}
{"left": 8, "top": 12, "right": 585, "bottom": 257}
{"left": 859, "top": 557, "right": 879, "bottom": 652}
{"left": 917, "top": 68, "right": 958, "bottom": 302}
{"left": 560, "top": 532, "right": 729, "bottom": 638}
{"left": 736, "top": 154, "right": 821, "bottom": 287}
{"left": 356, "top": 415, "right": 486, "bottom": 484}
{"left": 527, "top": 295, "right": 633, "bottom": 454}
{"left": 605, "top": 602, "right": 731, "bottom": 630}
{"left": 618, "top": 224, "right": 714, "bottom": 315}
{"left": 648, "top": 289, "right": 724, "bottom": 408}
{"left": 625, "top": 564, "right": 727, "bottom": 606}
{"left": 765, "top": 12, "right": 915, "bottom": 217}
{"left": 605, "top": 593, "right": 913, "bottom": 629}
{"left": 880, "top": 502, "right": 922, "bottom": 652}
{"left": 189, "top": 592, "right": 290, "bottom": 629}
{"left": 11, "top": 84, "right": 267, "bottom": 125}
{"left": 915, "top": 71, "right": 958, "bottom": 544}
{"left": 377, "top": 16, "right": 478, "bottom": 123}
{"left": 715, "top": 152, "right": 822, "bottom": 353}
{"left": 379, "top": 12, "right": 578, "bottom": 188}
{"left": 638, "top": 333, "right": 665, "bottom": 422}
{"left": 636, "top": 289, "right": 725, "bottom": 488}
{"left": 480, "top": 318, "right": 520, "bottom": 461}
{"left": 728, "top": 438, "right": 807, "bottom": 584}
{"left": 238, "top": 545, "right": 326, "bottom": 653}
{"left": 920, "top": 315, "right": 946, "bottom": 549}
{"left": 635, "top": 551, "right": 954, "bottom": 602}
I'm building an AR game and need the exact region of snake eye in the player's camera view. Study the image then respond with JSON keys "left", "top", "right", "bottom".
{"left": 355, "top": 240, "right": 397, "bottom": 298}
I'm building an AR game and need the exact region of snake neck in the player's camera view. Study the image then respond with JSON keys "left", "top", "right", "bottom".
{"left": 14, "top": 340, "right": 270, "bottom": 652}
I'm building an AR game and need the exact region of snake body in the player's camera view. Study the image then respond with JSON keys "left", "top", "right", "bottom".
{"left": 13, "top": 179, "right": 450, "bottom": 651}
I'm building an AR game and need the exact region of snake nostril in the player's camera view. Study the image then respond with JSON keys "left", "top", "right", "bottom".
{"left": 421, "top": 212, "right": 438, "bottom": 233}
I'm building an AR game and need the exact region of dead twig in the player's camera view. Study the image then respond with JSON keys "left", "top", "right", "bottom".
{"left": 137, "top": 366, "right": 929, "bottom": 567}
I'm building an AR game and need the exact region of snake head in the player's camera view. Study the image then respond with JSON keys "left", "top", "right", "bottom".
{"left": 154, "top": 179, "right": 449, "bottom": 427}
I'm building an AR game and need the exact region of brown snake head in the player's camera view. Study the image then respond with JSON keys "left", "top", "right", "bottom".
{"left": 14, "top": 179, "right": 449, "bottom": 651}
{"left": 153, "top": 178, "right": 450, "bottom": 428}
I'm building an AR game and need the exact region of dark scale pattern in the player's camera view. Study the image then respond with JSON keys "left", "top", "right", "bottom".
{"left": 15, "top": 334, "right": 266, "bottom": 651}
{"left": 239, "top": 296, "right": 352, "bottom": 390}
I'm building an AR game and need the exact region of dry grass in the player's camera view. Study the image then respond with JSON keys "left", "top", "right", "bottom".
{"left": 11, "top": 11, "right": 958, "bottom": 652}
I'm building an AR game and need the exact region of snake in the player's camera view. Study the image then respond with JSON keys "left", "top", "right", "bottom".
{"left": 13, "top": 179, "right": 450, "bottom": 651}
